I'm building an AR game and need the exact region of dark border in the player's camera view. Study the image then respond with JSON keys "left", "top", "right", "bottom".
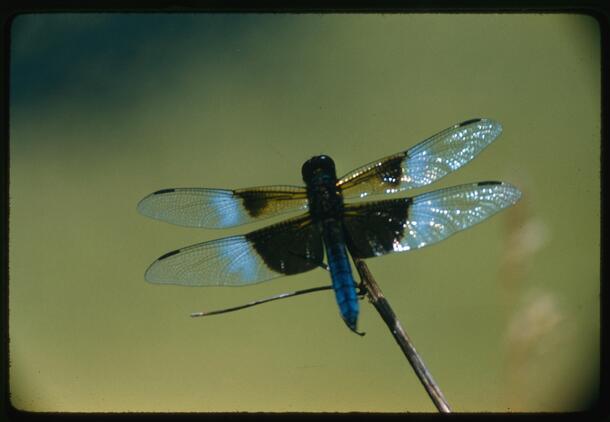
{"left": 1, "top": 0, "right": 608, "bottom": 420}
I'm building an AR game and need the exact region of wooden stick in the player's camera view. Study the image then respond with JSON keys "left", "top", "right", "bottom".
{"left": 191, "top": 261, "right": 451, "bottom": 412}
{"left": 354, "top": 259, "right": 452, "bottom": 413}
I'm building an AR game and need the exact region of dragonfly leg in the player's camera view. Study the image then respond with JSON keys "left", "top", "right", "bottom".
{"left": 356, "top": 281, "right": 368, "bottom": 298}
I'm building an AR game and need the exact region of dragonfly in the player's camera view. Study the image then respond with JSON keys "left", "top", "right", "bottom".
{"left": 137, "top": 118, "right": 521, "bottom": 334}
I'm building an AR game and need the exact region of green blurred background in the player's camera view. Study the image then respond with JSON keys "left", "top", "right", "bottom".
{"left": 9, "top": 13, "right": 600, "bottom": 412}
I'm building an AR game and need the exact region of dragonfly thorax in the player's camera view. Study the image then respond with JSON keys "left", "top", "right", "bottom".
{"left": 302, "top": 155, "right": 344, "bottom": 221}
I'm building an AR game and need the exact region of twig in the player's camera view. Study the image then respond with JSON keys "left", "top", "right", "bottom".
{"left": 191, "top": 262, "right": 452, "bottom": 412}
{"left": 190, "top": 285, "right": 332, "bottom": 317}
{"left": 354, "top": 258, "right": 452, "bottom": 413}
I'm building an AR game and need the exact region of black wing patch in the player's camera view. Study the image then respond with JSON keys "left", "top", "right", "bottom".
{"left": 137, "top": 186, "right": 308, "bottom": 228}
{"left": 144, "top": 214, "right": 323, "bottom": 286}
{"left": 337, "top": 118, "right": 503, "bottom": 199}
{"left": 344, "top": 182, "right": 522, "bottom": 259}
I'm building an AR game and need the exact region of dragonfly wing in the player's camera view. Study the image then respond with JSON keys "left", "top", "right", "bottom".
{"left": 343, "top": 182, "right": 521, "bottom": 258}
{"left": 338, "top": 119, "right": 503, "bottom": 199}
{"left": 145, "top": 214, "right": 323, "bottom": 286}
{"left": 137, "top": 186, "right": 308, "bottom": 228}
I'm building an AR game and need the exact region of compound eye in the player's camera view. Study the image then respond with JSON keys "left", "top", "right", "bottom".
{"left": 301, "top": 155, "right": 336, "bottom": 183}
{"left": 301, "top": 160, "right": 314, "bottom": 181}
{"left": 317, "top": 155, "right": 336, "bottom": 174}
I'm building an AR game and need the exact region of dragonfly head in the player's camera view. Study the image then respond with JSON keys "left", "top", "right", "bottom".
{"left": 301, "top": 155, "right": 337, "bottom": 185}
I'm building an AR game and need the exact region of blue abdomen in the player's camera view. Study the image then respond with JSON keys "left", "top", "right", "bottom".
{"left": 323, "top": 222, "right": 359, "bottom": 331}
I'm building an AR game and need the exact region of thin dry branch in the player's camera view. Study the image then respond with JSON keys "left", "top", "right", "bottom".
{"left": 354, "top": 258, "right": 452, "bottom": 413}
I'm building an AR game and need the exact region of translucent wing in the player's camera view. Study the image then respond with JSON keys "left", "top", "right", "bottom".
{"left": 337, "top": 118, "right": 503, "bottom": 199}
{"left": 137, "top": 186, "right": 308, "bottom": 228}
{"left": 343, "top": 182, "right": 521, "bottom": 258}
{"left": 144, "top": 214, "right": 323, "bottom": 286}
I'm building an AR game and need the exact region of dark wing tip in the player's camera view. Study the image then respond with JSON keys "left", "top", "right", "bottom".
{"left": 153, "top": 188, "right": 176, "bottom": 195}
{"left": 458, "top": 118, "right": 482, "bottom": 127}
{"left": 477, "top": 181, "right": 502, "bottom": 187}
{"left": 158, "top": 249, "right": 181, "bottom": 260}
{"left": 137, "top": 188, "right": 178, "bottom": 217}
{"left": 476, "top": 181, "right": 522, "bottom": 204}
